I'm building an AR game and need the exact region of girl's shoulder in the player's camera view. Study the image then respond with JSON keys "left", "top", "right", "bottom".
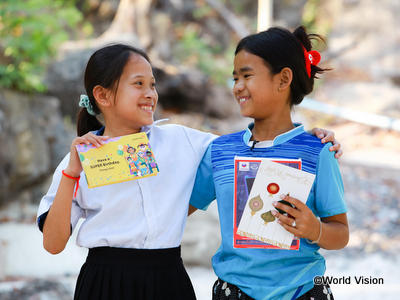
{"left": 213, "top": 130, "right": 246, "bottom": 144}
{"left": 152, "top": 123, "right": 191, "bottom": 138}
{"left": 153, "top": 122, "right": 217, "bottom": 140}
{"left": 290, "top": 130, "right": 329, "bottom": 151}
{"left": 153, "top": 122, "right": 185, "bottom": 132}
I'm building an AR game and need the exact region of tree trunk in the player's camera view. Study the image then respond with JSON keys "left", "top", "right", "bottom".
{"left": 103, "top": 0, "right": 136, "bottom": 36}
{"left": 100, "top": 0, "right": 153, "bottom": 48}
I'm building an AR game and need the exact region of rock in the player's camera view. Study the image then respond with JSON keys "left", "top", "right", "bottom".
{"left": 153, "top": 66, "right": 209, "bottom": 113}
{"left": 44, "top": 48, "right": 92, "bottom": 118}
{"left": 0, "top": 279, "right": 72, "bottom": 300}
{"left": 0, "top": 89, "right": 73, "bottom": 207}
{"left": 182, "top": 202, "right": 221, "bottom": 266}
{"left": 204, "top": 84, "right": 238, "bottom": 118}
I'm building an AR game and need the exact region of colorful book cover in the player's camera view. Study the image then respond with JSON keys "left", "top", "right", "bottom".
{"left": 234, "top": 157, "right": 303, "bottom": 250}
{"left": 235, "top": 157, "right": 315, "bottom": 250}
{"left": 76, "top": 132, "right": 159, "bottom": 188}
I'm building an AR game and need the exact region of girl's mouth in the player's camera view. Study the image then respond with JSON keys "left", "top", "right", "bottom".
{"left": 239, "top": 97, "right": 249, "bottom": 104}
{"left": 140, "top": 105, "right": 153, "bottom": 112}
{"left": 139, "top": 102, "right": 154, "bottom": 112}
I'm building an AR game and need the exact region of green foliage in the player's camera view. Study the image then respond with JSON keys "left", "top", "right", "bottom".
{"left": 302, "top": 0, "right": 331, "bottom": 40}
{"left": 192, "top": 5, "right": 214, "bottom": 19}
{"left": 303, "top": 0, "right": 320, "bottom": 29}
{"left": 174, "top": 25, "right": 234, "bottom": 86}
{"left": 0, "top": 0, "right": 89, "bottom": 92}
{"left": 225, "top": 0, "right": 249, "bottom": 15}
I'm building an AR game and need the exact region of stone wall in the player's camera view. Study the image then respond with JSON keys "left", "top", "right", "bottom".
{"left": 0, "top": 89, "right": 74, "bottom": 208}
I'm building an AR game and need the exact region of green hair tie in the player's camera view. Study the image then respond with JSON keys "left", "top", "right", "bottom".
{"left": 79, "top": 94, "right": 97, "bottom": 116}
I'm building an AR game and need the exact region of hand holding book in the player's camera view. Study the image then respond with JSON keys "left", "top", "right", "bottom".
{"left": 272, "top": 194, "right": 321, "bottom": 242}
{"left": 66, "top": 132, "right": 109, "bottom": 177}
{"left": 236, "top": 158, "right": 316, "bottom": 249}
{"left": 75, "top": 132, "right": 159, "bottom": 188}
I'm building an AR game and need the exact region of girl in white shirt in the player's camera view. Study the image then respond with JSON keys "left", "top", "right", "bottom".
{"left": 38, "top": 44, "right": 341, "bottom": 300}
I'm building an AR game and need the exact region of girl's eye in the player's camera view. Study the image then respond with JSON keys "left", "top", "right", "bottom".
{"left": 233, "top": 78, "right": 238, "bottom": 82}
{"left": 244, "top": 74, "right": 252, "bottom": 78}
{"left": 135, "top": 81, "right": 143, "bottom": 86}
{"left": 151, "top": 82, "right": 156, "bottom": 88}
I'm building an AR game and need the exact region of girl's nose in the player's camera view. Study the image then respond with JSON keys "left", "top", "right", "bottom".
{"left": 233, "top": 81, "right": 244, "bottom": 94}
{"left": 144, "top": 87, "right": 157, "bottom": 99}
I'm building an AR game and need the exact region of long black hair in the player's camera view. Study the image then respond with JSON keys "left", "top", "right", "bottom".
{"left": 235, "top": 26, "right": 329, "bottom": 106}
{"left": 77, "top": 44, "right": 151, "bottom": 136}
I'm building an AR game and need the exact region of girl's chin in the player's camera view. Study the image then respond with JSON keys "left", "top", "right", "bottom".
{"left": 140, "top": 118, "right": 154, "bottom": 126}
{"left": 239, "top": 109, "right": 252, "bottom": 118}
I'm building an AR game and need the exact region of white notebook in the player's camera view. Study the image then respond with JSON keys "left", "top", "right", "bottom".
{"left": 236, "top": 158, "right": 315, "bottom": 249}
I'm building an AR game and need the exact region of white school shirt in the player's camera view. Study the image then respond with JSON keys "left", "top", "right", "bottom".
{"left": 37, "top": 122, "right": 217, "bottom": 249}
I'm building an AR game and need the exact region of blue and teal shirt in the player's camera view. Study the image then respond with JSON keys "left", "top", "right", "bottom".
{"left": 189, "top": 124, "right": 347, "bottom": 300}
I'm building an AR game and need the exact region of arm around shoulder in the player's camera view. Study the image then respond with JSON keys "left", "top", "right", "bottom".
{"left": 189, "top": 143, "right": 216, "bottom": 211}
{"left": 181, "top": 125, "right": 218, "bottom": 161}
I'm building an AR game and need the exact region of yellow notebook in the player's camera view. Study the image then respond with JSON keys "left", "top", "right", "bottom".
{"left": 76, "top": 132, "right": 159, "bottom": 188}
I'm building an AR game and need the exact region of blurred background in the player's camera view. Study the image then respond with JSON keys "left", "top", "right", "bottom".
{"left": 0, "top": 0, "right": 399, "bottom": 299}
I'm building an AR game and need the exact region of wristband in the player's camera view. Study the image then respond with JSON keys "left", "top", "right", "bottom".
{"left": 62, "top": 170, "right": 80, "bottom": 198}
{"left": 307, "top": 219, "right": 322, "bottom": 244}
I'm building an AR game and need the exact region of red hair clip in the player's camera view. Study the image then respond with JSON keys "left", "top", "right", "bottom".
{"left": 302, "top": 46, "right": 321, "bottom": 77}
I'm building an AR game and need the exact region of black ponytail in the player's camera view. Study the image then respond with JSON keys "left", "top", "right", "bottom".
{"left": 76, "top": 108, "right": 103, "bottom": 137}
{"left": 76, "top": 44, "right": 151, "bottom": 136}
{"left": 235, "top": 26, "right": 331, "bottom": 107}
{"left": 293, "top": 26, "right": 330, "bottom": 81}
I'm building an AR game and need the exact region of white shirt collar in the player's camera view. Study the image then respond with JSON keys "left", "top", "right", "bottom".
{"left": 243, "top": 122, "right": 305, "bottom": 148}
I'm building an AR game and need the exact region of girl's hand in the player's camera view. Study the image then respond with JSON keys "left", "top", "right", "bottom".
{"left": 65, "top": 133, "right": 109, "bottom": 177}
{"left": 271, "top": 194, "right": 320, "bottom": 241}
{"left": 311, "top": 128, "right": 342, "bottom": 158}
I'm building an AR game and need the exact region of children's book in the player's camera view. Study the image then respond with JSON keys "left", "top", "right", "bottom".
{"left": 76, "top": 132, "right": 159, "bottom": 188}
{"left": 234, "top": 156, "right": 315, "bottom": 250}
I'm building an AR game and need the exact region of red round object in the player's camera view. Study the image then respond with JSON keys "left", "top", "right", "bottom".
{"left": 267, "top": 183, "right": 280, "bottom": 195}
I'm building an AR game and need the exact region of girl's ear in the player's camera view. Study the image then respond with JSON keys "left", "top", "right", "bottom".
{"left": 93, "top": 85, "right": 112, "bottom": 108}
{"left": 278, "top": 67, "right": 293, "bottom": 91}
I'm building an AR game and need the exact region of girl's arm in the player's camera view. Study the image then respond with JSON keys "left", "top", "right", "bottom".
{"left": 43, "top": 172, "right": 78, "bottom": 254}
{"left": 272, "top": 195, "right": 349, "bottom": 250}
{"left": 319, "top": 213, "right": 349, "bottom": 249}
{"left": 42, "top": 133, "right": 108, "bottom": 254}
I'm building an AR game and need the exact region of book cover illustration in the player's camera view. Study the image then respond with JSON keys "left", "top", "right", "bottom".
{"left": 235, "top": 157, "right": 315, "bottom": 250}
{"left": 76, "top": 132, "right": 159, "bottom": 188}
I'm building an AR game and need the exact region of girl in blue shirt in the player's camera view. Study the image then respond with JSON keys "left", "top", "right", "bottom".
{"left": 189, "top": 26, "right": 349, "bottom": 300}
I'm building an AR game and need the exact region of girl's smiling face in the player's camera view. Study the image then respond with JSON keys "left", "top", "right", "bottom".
{"left": 111, "top": 53, "right": 158, "bottom": 129}
{"left": 233, "top": 50, "right": 288, "bottom": 120}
